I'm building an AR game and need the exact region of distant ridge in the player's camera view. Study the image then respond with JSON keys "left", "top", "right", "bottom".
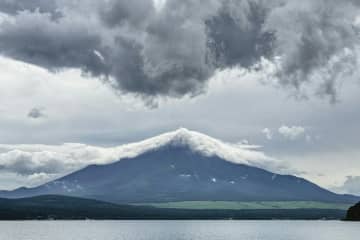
{"left": 0, "top": 195, "right": 348, "bottom": 220}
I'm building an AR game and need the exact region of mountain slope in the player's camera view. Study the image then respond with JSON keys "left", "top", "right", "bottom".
{"left": 1, "top": 145, "right": 358, "bottom": 204}
{"left": 0, "top": 129, "right": 358, "bottom": 204}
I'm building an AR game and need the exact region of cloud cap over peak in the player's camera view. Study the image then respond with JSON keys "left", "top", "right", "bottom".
{"left": 0, "top": 128, "right": 286, "bottom": 189}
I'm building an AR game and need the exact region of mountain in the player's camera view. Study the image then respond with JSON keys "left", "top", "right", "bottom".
{"left": 0, "top": 128, "right": 358, "bottom": 204}
{"left": 0, "top": 195, "right": 348, "bottom": 220}
{"left": 345, "top": 202, "right": 360, "bottom": 221}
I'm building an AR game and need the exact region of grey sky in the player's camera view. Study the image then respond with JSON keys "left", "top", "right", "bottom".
{"left": 0, "top": 0, "right": 359, "bottom": 194}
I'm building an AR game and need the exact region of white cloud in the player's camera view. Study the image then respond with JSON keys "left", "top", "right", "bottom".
{"left": 27, "top": 172, "right": 56, "bottom": 185}
{"left": 153, "top": 0, "right": 166, "bottom": 11}
{"left": 332, "top": 176, "right": 360, "bottom": 196}
{"left": 278, "top": 125, "right": 306, "bottom": 140}
{"left": 93, "top": 50, "right": 105, "bottom": 63}
{"left": 0, "top": 143, "right": 117, "bottom": 176}
{"left": 262, "top": 128, "right": 273, "bottom": 140}
{"left": 305, "top": 135, "right": 312, "bottom": 143}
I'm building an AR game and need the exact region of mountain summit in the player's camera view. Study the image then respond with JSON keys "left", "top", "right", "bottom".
{"left": 107, "top": 128, "right": 278, "bottom": 172}
{"left": 0, "top": 128, "right": 358, "bottom": 204}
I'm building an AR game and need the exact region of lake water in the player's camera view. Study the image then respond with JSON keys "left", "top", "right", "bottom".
{"left": 0, "top": 220, "right": 358, "bottom": 240}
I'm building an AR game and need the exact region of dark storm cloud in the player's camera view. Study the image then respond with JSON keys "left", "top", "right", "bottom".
{"left": 0, "top": 0, "right": 359, "bottom": 102}
{"left": 131, "top": 0, "right": 220, "bottom": 97}
{"left": 0, "top": 10, "right": 108, "bottom": 75}
{"left": 206, "top": 0, "right": 275, "bottom": 68}
{"left": 28, "top": 107, "right": 45, "bottom": 119}
{"left": 264, "top": 0, "right": 360, "bottom": 103}
{"left": 0, "top": 0, "right": 60, "bottom": 18}
{"left": 100, "top": 0, "right": 155, "bottom": 29}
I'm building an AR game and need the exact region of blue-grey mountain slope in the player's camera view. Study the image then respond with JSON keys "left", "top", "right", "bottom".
{"left": 0, "top": 129, "right": 358, "bottom": 204}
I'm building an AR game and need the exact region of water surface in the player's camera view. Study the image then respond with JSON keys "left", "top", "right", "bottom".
{"left": 0, "top": 220, "right": 358, "bottom": 240}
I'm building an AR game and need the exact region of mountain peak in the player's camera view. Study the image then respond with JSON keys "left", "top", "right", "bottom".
{"left": 110, "top": 128, "right": 281, "bottom": 173}
{"left": 3, "top": 127, "right": 356, "bottom": 205}
{"left": 165, "top": 128, "right": 211, "bottom": 146}
{"left": 169, "top": 127, "right": 194, "bottom": 143}
{"left": 144, "top": 127, "right": 225, "bottom": 150}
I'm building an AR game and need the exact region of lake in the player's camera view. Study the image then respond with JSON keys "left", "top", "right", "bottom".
{"left": 0, "top": 220, "right": 358, "bottom": 240}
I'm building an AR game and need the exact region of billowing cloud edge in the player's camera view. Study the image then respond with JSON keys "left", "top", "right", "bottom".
{"left": 0, "top": 128, "right": 288, "bottom": 188}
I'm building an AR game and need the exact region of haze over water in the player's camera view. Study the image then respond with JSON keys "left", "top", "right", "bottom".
{"left": 0, "top": 221, "right": 358, "bottom": 240}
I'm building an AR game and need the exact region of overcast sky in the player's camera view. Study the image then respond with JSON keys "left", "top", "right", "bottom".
{"left": 0, "top": 0, "right": 359, "bottom": 195}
